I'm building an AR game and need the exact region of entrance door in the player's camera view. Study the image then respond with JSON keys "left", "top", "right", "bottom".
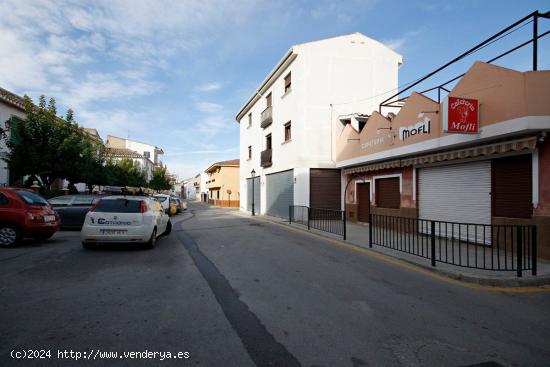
{"left": 357, "top": 182, "right": 370, "bottom": 222}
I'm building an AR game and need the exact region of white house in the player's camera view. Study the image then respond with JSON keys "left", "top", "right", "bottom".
{"left": 193, "top": 172, "right": 208, "bottom": 202}
{"left": 0, "top": 87, "right": 26, "bottom": 186}
{"left": 105, "top": 135, "right": 164, "bottom": 181}
{"left": 235, "top": 33, "right": 403, "bottom": 217}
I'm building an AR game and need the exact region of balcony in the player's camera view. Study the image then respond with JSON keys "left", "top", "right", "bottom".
{"left": 261, "top": 149, "right": 272, "bottom": 168}
{"left": 260, "top": 106, "right": 273, "bottom": 128}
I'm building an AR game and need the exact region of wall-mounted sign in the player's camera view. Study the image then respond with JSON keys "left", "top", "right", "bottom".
{"left": 443, "top": 96, "right": 479, "bottom": 133}
{"left": 399, "top": 113, "right": 431, "bottom": 141}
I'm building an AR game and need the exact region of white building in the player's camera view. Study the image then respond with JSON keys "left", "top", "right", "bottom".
{"left": 235, "top": 33, "right": 403, "bottom": 217}
{"left": 0, "top": 87, "right": 26, "bottom": 186}
{"left": 193, "top": 172, "right": 208, "bottom": 202}
{"left": 105, "top": 135, "right": 164, "bottom": 181}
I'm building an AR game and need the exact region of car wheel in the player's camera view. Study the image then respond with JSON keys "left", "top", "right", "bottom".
{"left": 82, "top": 242, "right": 96, "bottom": 250}
{"left": 164, "top": 220, "right": 172, "bottom": 235}
{"left": 145, "top": 228, "right": 157, "bottom": 249}
{"left": 0, "top": 224, "right": 21, "bottom": 247}
{"left": 34, "top": 233, "right": 55, "bottom": 241}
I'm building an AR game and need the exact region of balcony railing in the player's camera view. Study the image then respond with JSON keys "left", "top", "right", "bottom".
{"left": 261, "top": 149, "right": 272, "bottom": 168}
{"left": 260, "top": 106, "right": 273, "bottom": 128}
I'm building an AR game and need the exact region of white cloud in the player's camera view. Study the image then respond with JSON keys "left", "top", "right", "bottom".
{"left": 196, "top": 82, "right": 222, "bottom": 92}
{"left": 195, "top": 102, "right": 224, "bottom": 114}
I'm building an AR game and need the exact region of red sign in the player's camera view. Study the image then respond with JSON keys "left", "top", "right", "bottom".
{"left": 443, "top": 97, "right": 479, "bottom": 133}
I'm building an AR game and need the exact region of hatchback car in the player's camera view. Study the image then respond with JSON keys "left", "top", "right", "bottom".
{"left": 0, "top": 187, "right": 60, "bottom": 247}
{"left": 49, "top": 194, "right": 104, "bottom": 229}
{"left": 170, "top": 196, "right": 186, "bottom": 213}
{"left": 153, "top": 194, "right": 174, "bottom": 214}
{"left": 81, "top": 196, "right": 171, "bottom": 249}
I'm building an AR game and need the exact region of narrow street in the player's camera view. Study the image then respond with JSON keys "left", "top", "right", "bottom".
{"left": 1, "top": 203, "right": 550, "bottom": 366}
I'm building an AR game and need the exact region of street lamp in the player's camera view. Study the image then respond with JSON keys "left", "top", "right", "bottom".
{"left": 251, "top": 169, "right": 256, "bottom": 216}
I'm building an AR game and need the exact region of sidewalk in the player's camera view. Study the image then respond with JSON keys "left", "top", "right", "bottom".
{"left": 226, "top": 207, "right": 550, "bottom": 287}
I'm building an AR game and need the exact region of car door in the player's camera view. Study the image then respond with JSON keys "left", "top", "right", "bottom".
{"left": 68, "top": 196, "right": 95, "bottom": 227}
{"left": 49, "top": 196, "right": 75, "bottom": 226}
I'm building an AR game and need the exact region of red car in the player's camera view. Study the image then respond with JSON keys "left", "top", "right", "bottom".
{"left": 0, "top": 187, "right": 60, "bottom": 247}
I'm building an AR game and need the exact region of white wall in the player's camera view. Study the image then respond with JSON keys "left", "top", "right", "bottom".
{"left": 239, "top": 33, "right": 402, "bottom": 214}
{"left": 0, "top": 102, "right": 25, "bottom": 185}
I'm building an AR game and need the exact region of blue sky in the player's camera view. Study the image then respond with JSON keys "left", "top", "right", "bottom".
{"left": 0, "top": 0, "right": 548, "bottom": 179}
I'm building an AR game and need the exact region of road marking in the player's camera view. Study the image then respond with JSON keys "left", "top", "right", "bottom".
{"left": 258, "top": 217, "right": 550, "bottom": 294}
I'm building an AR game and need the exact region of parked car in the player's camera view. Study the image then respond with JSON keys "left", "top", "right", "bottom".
{"left": 49, "top": 194, "right": 104, "bottom": 229}
{"left": 153, "top": 194, "right": 175, "bottom": 215}
{"left": 170, "top": 196, "right": 186, "bottom": 213}
{"left": 0, "top": 187, "right": 60, "bottom": 247}
{"left": 81, "top": 196, "right": 171, "bottom": 249}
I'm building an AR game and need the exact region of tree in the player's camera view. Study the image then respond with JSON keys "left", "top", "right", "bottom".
{"left": 104, "top": 159, "right": 148, "bottom": 188}
{"left": 149, "top": 165, "right": 172, "bottom": 192}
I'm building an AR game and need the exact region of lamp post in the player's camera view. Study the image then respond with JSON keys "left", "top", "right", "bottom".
{"left": 251, "top": 169, "right": 256, "bottom": 216}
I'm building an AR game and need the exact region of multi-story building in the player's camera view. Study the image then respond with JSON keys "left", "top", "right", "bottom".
{"left": 0, "top": 87, "right": 26, "bottom": 186}
{"left": 193, "top": 172, "right": 208, "bottom": 202}
{"left": 105, "top": 135, "right": 164, "bottom": 181}
{"left": 205, "top": 159, "right": 240, "bottom": 207}
{"left": 236, "top": 33, "right": 402, "bottom": 217}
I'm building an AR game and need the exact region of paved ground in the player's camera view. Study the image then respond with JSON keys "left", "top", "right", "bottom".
{"left": 1, "top": 202, "right": 550, "bottom": 366}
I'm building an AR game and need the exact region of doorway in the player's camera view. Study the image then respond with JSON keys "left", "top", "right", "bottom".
{"left": 357, "top": 182, "right": 370, "bottom": 223}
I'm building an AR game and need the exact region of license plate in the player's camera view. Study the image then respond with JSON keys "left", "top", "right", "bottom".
{"left": 100, "top": 229, "right": 128, "bottom": 235}
{"left": 44, "top": 215, "right": 56, "bottom": 222}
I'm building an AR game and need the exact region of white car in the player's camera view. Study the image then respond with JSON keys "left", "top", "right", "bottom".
{"left": 81, "top": 196, "right": 171, "bottom": 249}
{"left": 153, "top": 194, "right": 171, "bottom": 214}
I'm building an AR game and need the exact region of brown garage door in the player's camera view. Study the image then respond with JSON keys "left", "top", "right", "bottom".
{"left": 310, "top": 169, "right": 341, "bottom": 210}
{"left": 375, "top": 177, "right": 400, "bottom": 209}
{"left": 492, "top": 154, "right": 532, "bottom": 218}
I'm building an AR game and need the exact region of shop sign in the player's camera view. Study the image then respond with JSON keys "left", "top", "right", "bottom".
{"left": 399, "top": 113, "right": 431, "bottom": 141}
{"left": 443, "top": 96, "right": 479, "bottom": 133}
{"left": 361, "top": 136, "right": 384, "bottom": 150}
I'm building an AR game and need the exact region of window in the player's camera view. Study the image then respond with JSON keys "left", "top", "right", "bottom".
{"left": 284, "top": 121, "right": 291, "bottom": 142}
{"left": 266, "top": 134, "right": 272, "bottom": 150}
{"left": 266, "top": 92, "right": 272, "bottom": 108}
{"left": 248, "top": 113, "right": 252, "bottom": 127}
{"left": 284, "top": 72, "right": 291, "bottom": 93}
{"left": 0, "top": 193, "right": 9, "bottom": 206}
{"left": 143, "top": 151, "right": 151, "bottom": 159}
{"left": 375, "top": 177, "right": 400, "bottom": 209}
{"left": 248, "top": 146, "right": 252, "bottom": 159}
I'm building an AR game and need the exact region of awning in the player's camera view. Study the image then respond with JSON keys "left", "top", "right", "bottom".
{"left": 342, "top": 135, "right": 538, "bottom": 175}
{"left": 343, "top": 160, "right": 401, "bottom": 175}
{"left": 401, "top": 136, "right": 538, "bottom": 167}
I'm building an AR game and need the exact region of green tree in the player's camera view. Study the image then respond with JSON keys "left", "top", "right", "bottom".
{"left": 149, "top": 165, "right": 172, "bottom": 192}
{"left": 104, "top": 159, "right": 148, "bottom": 188}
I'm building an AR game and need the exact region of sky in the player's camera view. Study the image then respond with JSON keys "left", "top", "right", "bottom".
{"left": 0, "top": 0, "right": 548, "bottom": 180}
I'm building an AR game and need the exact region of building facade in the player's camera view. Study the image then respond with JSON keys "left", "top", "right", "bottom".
{"left": 236, "top": 33, "right": 403, "bottom": 217}
{"left": 205, "top": 159, "right": 240, "bottom": 207}
{"left": 337, "top": 62, "right": 550, "bottom": 258}
{"left": 0, "top": 87, "right": 26, "bottom": 186}
{"left": 105, "top": 135, "right": 164, "bottom": 181}
{"left": 193, "top": 172, "right": 208, "bottom": 202}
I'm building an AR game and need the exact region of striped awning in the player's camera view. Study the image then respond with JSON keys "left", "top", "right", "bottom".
{"left": 342, "top": 135, "right": 538, "bottom": 175}
{"left": 401, "top": 136, "right": 538, "bottom": 167}
{"left": 343, "top": 160, "right": 401, "bottom": 175}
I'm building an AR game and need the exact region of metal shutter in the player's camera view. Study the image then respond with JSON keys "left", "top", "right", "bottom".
{"left": 246, "top": 177, "right": 261, "bottom": 213}
{"left": 375, "top": 177, "right": 400, "bottom": 209}
{"left": 310, "top": 169, "right": 341, "bottom": 210}
{"left": 419, "top": 161, "right": 491, "bottom": 243}
{"left": 492, "top": 154, "right": 532, "bottom": 218}
{"left": 266, "top": 169, "right": 294, "bottom": 218}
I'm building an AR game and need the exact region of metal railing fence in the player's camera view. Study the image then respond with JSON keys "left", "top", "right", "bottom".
{"left": 289, "top": 206, "right": 346, "bottom": 240}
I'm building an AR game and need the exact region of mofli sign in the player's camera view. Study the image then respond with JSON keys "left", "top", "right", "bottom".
{"left": 442, "top": 96, "right": 479, "bottom": 133}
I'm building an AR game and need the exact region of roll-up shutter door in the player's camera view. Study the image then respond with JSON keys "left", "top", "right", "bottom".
{"left": 310, "top": 169, "right": 341, "bottom": 210}
{"left": 419, "top": 161, "right": 491, "bottom": 243}
{"left": 375, "top": 177, "right": 400, "bottom": 209}
{"left": 266, "top": 169, "right": 294, "bottom": 218}
{"left": 492, "top": 154, "right": 532, "bottom": 218}
{"left": 246, "top": 177, "right": 261, "bottom": 213}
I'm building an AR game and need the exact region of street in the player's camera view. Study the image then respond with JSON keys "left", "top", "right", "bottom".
{"left": 1, "top": 202, "right": 550, "bottom": 367}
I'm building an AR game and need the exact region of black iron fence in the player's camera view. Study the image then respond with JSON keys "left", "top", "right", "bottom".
{"left": 369, "top": 214, "right": 537, "bottom": 277}
{"left": 289, "top": 206, "right": 346, "bottom": 240}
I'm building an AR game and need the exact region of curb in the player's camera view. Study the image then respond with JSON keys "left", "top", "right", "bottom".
{"left": 228, "top": 209, "right": 550, "bottom": 288}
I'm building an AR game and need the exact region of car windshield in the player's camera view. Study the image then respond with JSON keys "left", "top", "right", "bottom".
{"left": 93, "top": 199, "right": 143, "bottom": 213}
{"left": 17, "top": 190, "right": 49, "bottom": 206}
{"left": 170, "top": 198, "right": 179, "bottom": 204}
{"left": 154, "top": 196, "right": 167, "bottom": 202}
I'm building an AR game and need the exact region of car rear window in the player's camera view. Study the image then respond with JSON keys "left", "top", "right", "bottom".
{"left": 16, "top": 190, "right": 49, "bottom": 206}
{"left": 154, "top": 196, "right": 167, "bottom": 202}
{"left": 94, "top": 199, "right": 143, "bottom": 213}
{"left": 170, "top": 198, "right": 179, "bottom": 204}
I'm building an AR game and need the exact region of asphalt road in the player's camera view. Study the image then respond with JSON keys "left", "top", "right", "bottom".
{"left": 1, "top": 203, "right": 550, "bottom": 367}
